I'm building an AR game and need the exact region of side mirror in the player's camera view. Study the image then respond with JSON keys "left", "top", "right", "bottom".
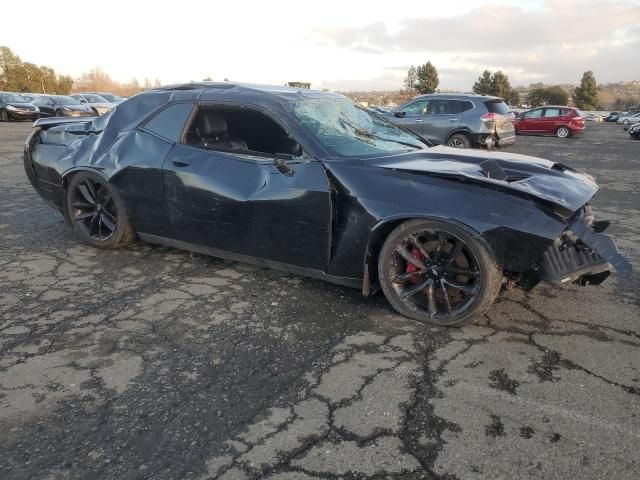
{"left": 394, "top": 111, "right": 406, "bottom": 118}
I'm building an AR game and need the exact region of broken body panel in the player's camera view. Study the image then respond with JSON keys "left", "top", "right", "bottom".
{"left": 23, "top": 83, "right": 630, "bottom": 295}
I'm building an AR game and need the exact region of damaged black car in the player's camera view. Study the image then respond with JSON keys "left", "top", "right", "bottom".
{"left": 23, "top": 83, "right": 631, "bottom": 326}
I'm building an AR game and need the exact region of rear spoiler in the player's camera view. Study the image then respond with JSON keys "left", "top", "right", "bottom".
{"left": 32, "top": 116, "right": 97, "bottom": 129}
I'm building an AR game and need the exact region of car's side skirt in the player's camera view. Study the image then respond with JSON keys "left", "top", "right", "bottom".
{"left": 137, "top": 233, "right": 362, "bottom": 290}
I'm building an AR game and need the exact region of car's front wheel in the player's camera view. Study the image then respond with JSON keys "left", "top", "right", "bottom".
{"left": 55, "top": 110, "right": 64, "bottom": 118}
{"left": 623, "top": 119, "right": 630, "bottom": 125}
{"left": 378, "top": 219, "right": 502, "bottom": 326}
{"left": 556, "top": 126, "right": 570, "bottom": 138}
{"left": 0, "top": 110, "right": 8, "bottom": 121}
{"left": 66, "top": 171, "right": 136, "bottom": 249}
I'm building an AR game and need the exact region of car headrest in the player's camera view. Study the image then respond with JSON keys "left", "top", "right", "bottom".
{"left": 196, "top": 112, "right": 228, "bottom": 138}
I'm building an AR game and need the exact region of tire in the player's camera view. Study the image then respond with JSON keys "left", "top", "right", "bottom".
{"left": 623, "top": 119, "right": 630, "bottom": 125}
{"left": 0, "top": 110, "right": 8, "bottom": 122}
{"left": 378, "top": 219, "right": 502, "bottom": 326}
{"left": 91, "top": 108, "right": 99, "bottom": 116}
{"left": 56, "top": 110, "right": 64, "bottom": 118}
{"left": 447, "top": 133, "right": 472, "bottom": 149}
{"left": 66, "top": 171, "right": 136, "bottom": 249}
{"left": 556, "top": 126, "right": 570, "bottom": 138}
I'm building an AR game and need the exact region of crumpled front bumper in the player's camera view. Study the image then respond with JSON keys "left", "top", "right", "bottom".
{"left": 539, "top": 215, "right": 632, "bottom": 285}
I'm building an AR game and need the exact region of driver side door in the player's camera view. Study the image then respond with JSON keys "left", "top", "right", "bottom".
{"left": 161, "top": 103, "right": 333, "bottom": 271}
{"left": 390, "top": 99, "right": 429, "bottom": 135}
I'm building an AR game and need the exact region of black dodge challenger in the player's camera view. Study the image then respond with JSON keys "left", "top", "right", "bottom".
{"left": 23, "top": 83, "right": 631, "bottom": 325}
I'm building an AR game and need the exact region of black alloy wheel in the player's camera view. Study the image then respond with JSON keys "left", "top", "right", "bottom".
{"left": 379, "top": 220, "right": 502, "bottom": 326}
{"left": 66, "top": 172, "right": 136, "bottom": 249}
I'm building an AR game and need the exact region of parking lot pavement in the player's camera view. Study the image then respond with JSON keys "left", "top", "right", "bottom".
{"left": 0, "top": 121, "right": 638, "bottom": 480}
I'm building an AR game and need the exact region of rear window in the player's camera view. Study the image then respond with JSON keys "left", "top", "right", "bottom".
{"left": 142, "top": 102, "right": 194, "bottom": 142}
{"left": 484, "top": 100, "right": 510, "bottom": 115}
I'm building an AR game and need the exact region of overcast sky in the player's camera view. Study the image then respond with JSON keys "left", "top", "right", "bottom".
{"left": 3, "top": 0, "right": 639, "bottom": 91}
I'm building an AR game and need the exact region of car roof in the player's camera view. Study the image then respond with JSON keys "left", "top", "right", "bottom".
{"left": 153, "top": 81, "right": 344, "bottom": 100}
{"left": 414, "top": 92, "right": 504, "bottom": 101}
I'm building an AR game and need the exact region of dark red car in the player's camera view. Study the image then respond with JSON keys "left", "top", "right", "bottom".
{"left": 515, "top": 106, "right": 585, "bottom": 138}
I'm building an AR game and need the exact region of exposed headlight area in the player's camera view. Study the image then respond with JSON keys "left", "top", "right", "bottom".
{"left": 6, "top": 105, "right": 18, "bottom": 111}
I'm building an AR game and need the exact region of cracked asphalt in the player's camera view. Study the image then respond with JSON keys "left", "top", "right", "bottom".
{"left": 1, "top": 121, "right": 639, "bottom": 480}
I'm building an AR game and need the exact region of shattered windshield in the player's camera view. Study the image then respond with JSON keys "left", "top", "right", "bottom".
{"left": 289, "top": 98, "right": 427, "bottom": 158}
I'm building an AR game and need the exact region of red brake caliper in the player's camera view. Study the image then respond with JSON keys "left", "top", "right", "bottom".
{"left": 406, "top": 248, "right": 424, "bottom": 284}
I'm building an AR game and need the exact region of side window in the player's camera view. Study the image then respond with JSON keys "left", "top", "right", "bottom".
{"left": 142, "top": 103, "right": 194, "bottom": 143}
{"left": 543, "top": 108, "right": 561, "bottom": 117}
{"left": 426, "top": 100, "right": 460, "bottom": 115}
{"left": 402, "top": 100, "right": 429, "bottom": 115}
{"left": 185, "top": 106, "right": 303, "bottom": 158}
{"left": 459, "top": 101, "right": 474, "bottom": 113}
{"left": 524, "top": 109, "right": 543, "bottom": 119}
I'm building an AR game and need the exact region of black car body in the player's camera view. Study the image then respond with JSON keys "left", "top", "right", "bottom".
{"left": 629, "top": 122, "right": 640, "bottom": 139}
{"left": 31, "top": 95, "right": 94, "bottom": 118}
{"left": 23, "top": 83, "right": 630, "bottom": 325}
{"left": 0, "top": 92, "right": 40, "bottom": 121}
{"left": 603, "top": 112, "right": 620, "bottom": 122}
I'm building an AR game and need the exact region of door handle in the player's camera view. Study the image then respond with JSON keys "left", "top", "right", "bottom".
{"left": 449, "top": 118, "right": 460, "bottom": 122}
{"left": 415, "top": 119, "right": 423, "bottom": 123}
{"left": 172, "top": 160, "right": 190, "bottom": 167}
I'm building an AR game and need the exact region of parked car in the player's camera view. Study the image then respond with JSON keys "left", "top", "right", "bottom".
{"left": 384, "top": 93, "right": 516, "bottom": 149}
{"left": 20, "top": 93, "right": 38, "bottom": 103}
{"left": 584, "top": 113, "right": 602, "bottom": 122}
{"left": 603, "top": 112, "right": 620, "bottom": 122}
{"left": 71, "top": 93, "right": 115, "bottom": 116}
{"left": 0, "top": 92, "right": 40, "bottom": 121}
{"left": 616, "top": 112, "right": 640, "bottom": 125}
{"left": 23, "top": 83, "right": 630, "bottom": 326}
{"left": 90, "top": 92, "right": 125, "bottom": 105}
{"left": 515, "top": 106, "right": 585, "bottom": 138}
{"left": 629, "top": 122, "right": 640, "bottom": 139}
{"left": 31, "top": 95, "right": 94, "bottom": 118}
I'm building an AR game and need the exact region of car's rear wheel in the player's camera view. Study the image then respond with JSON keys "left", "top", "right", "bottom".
{"left": 66, "top": 171, "right": 136, "bottom": 249}
{"left": 556, "top": 126, "right": 570, "bottom": 138}
{"left": 378, "top": 219, "right": 502, "bottom": 326}
{"left": 0, "top": 110, "right": 8, "bottom": 121}
{"left": 447, "top": 133, "right": 472, "bottom": 149}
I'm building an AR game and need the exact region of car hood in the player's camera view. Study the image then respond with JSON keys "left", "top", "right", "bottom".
{"left": 88, "top": 102, "right": 115, "bottom": 108}
{"left": 6, "top": 102, "right": 37, "bottom": 110}
{"left": 372, "top": 145, "right": 598, "bottom": 212}
{"left": 61, "top": 104, "right": 91, "bottom": 111}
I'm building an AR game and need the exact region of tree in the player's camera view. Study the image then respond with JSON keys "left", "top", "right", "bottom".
{"left": 472, "top": 70, "right": 519, "bottom": 106}
{"left": 403, "top": 65, "right": 417, "bottom": 92}
{"left": 202, "top": 76, "right": 212, "bottom": 82}
{"left": 472, "top": 70, "right": 493, "bottom": 96}
{"left": 415, "top": 61, "right": 439, "bottom": 94}
{"left": 528, "top": 85, "right": 570, "bottom": 107}
{"left": 573, "top": 71, "right": 598, "bottom": 110}
{"left": 0, "top": 46, "right": 74, "bottom": 94}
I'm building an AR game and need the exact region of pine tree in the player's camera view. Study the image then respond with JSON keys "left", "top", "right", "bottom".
{"left": 404, "top": 65, "right": 417, "bottom": 92}
{"left": 472, "top": 70, "right": 493, "bottom": 95}
{"left": 573, "top": 71, "right": 598, "bottom": 110}
{"left": 415, "top": 62, "right": 439, "bottom": 94}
